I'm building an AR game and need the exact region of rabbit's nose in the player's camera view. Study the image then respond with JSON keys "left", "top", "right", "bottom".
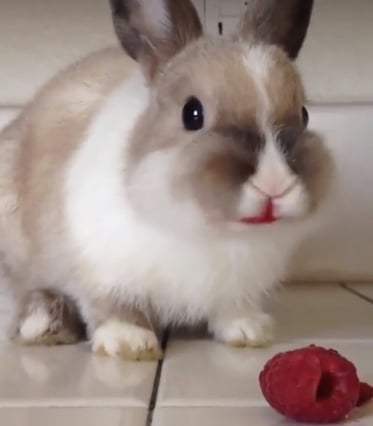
{"left": 249, "top": 178, "right": 299, "bottom": 199}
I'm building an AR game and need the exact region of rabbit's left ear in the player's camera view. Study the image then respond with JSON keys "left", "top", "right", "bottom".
{"left": 109, "top": 0, "right": 203, "bottom": 80}
{"left": 236, "top": 0, "right": 314, "bottom": 59}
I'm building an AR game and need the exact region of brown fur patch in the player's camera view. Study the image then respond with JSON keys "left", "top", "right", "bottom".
{"left": 17, "top": 289, "right": 86, "bottom": 345}
{"left": 265, "top": 49, "right": 306, "bottom": 125}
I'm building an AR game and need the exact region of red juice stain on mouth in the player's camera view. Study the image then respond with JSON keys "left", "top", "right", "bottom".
{"left": 241, "top": 199, "right": 277, "bottom": 225}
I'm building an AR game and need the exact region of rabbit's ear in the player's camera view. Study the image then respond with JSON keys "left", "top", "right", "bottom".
{"left": 236, "top": 0, "right": 314, "bottom": 59}
{"left": 109, "top": 0, "right": 203, "bottom": 79}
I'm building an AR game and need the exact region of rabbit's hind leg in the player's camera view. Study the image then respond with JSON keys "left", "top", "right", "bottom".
{"left": 17, "top": 289, "right": 86, "bottom": 346}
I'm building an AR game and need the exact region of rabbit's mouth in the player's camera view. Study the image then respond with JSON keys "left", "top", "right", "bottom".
{"left": 239, "top": 199, "right": 278, "bottom": 225}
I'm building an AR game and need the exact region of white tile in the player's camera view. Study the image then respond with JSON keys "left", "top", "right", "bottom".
{"left": 153, "top": 406, "right": 373, "bottom": 426}
{"left": 158, "top": 340, "right": 373, "bottom": 406}
{"left": 158, "top": 284, "right": 373, "bottom": 406}
{"left": 344, "top": 283, "right": 373, "bottom": 300}
{"left": 272, "top": 284, "right": 373, "bottom": 342}
{"left": 0, "top": 343, "right": 157, "bottom": 407}
{"left": 0, "top": 408, "right": 146, "bottom": 426}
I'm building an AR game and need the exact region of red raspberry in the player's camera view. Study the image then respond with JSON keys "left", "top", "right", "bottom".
{"left": 357, "top": 382, "right": 373, "bottom": 407}
{"left": 259, "top": 345, "right": 361, "bottom": 423}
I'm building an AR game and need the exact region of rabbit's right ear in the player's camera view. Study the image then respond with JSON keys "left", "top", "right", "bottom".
{"left": 237, "top": 0, "right": 315, "bottom": 59}
{"left": 109, "top": 0, "right": 203, "bottom": 80}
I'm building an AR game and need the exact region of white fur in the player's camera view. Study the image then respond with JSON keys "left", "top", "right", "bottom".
{"left": 237, "top": 136, "right": 304, "bottom": 220}
{"left": 19, "top": 309, "right": 50, "bottom": 341}
{"left": 238, "top": 46, "right": 309, "bottom": 220}
{"left": 237, "top": 182, "right": 265, "bottom": 219}
{"left": 210, "top": 312, "right": 273, "bottom": 346}
{"left": 92, "top": 320, "right": 159, "bottom": 357}
{"left": 237, "top": 145, "right": 310, "bottom": 223}
{"left": 244, "top": 45, "right": 273, "bottom": 126}
{"left": 254, "top": 133, "right": 296, "bottom": 197}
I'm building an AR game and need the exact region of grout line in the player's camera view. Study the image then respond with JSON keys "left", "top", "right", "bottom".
{"left": 146, "top": 329, "right": 170, "bottom": 426}
{"left": 340, "top": 282, "right": 373, "bottom": 304}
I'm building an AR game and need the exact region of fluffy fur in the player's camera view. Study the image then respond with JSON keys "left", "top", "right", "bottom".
{"left": 0, "top": 0, "right": 331, "bottom": 359}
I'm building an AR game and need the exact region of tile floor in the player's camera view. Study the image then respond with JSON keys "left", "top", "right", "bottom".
{"left": 0, "top": 283, "right": 372, "bottom": 425}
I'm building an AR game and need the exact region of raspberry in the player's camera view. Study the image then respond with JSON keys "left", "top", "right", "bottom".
{"left": 357, "top": 382, "right": 373, "bottom": 407}
{"left": 259, "top": 345, "right": 361, "bottom": 423}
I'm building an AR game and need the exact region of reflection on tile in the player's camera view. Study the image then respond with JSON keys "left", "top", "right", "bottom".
{"left": 344, "top": 283, "right": 373, "bottom": 300}
{"left": 153, "top": 406, "right": 373, "bottom": 426}
{"left": 158, "top": 339, "right": 373, "bottom": 407}
{"left": 0, "top": 408, "right": 146, "bottom": 426}
{"left": 272, "top": 284, "right": 373, "bottom": 342}
{"left": 0, "top": 343, "right": 157, "bottom": 407}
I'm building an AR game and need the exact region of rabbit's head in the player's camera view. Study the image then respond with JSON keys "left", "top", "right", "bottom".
{"left": 111, "top": 0, "right": 331, "bottom": 236}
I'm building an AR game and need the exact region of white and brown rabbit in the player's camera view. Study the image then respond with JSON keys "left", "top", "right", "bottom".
{"left": 0, "top": 0, "right": 331, "bottom": 360}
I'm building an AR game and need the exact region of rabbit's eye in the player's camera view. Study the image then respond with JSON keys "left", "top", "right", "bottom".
{"left": 183, "top": 97, "right": 204, "bottom": 131}
{"left": 302, "top": 106, "right": 309, "bottom": 127}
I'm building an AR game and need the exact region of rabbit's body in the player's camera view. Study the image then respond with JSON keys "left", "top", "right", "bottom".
{"left": 0, "top": 0, "right": 331, "bottom": 360}
{"left": 1, "top": 44, "right": 299, "bottom": 326}
{"left": 64, "top": 57, "right": 302, "bottom": 326}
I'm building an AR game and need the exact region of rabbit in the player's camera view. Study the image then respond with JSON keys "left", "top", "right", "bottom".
{"left": 0, "top": 0, "right": 332, "bottom": 360}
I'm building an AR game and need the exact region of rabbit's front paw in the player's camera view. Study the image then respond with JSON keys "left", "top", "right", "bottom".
{"left": 92, "top": 320, "right": 162, "bottom": 361}
{"left": 210, "top": 313, "right": 273, "bottom": 348}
